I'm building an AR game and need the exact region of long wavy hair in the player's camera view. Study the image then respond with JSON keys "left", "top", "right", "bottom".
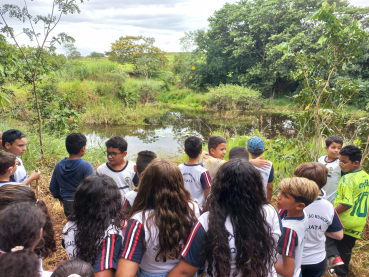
{"left": 0, "top": 184, "right": 56, "bottom": 259}
{"left": 0, "top": 203, "right": 44, "bottom": 277}
{"left": 68, "top": 174, "right": 124, "bottom": 265}
{"left": 203, "top": 159, "right": 277, "bottom": 277}
{"left": 129, "top": 158, "right": 197, "bottom": 262}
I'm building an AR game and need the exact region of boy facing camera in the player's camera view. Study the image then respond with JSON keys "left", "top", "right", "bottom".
{"left": 49, "top": 133, "right": 95, "bottom": 217}
{"left": 0, "top": 152, "right": 19, "bottom": 187}
{"left": 275, "top": 177, "right": 320, "bottom": 277}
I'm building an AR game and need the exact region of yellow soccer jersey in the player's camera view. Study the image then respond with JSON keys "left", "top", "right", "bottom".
{"left": 334, "top": 169, "right": 369, "bottom": 238}
{"left": 199, "top": 152, "right": 226, "bottom": 179}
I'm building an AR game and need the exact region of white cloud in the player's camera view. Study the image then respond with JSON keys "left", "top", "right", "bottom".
{"left": 1, "top": 0, "right": 367, "bottom": 55}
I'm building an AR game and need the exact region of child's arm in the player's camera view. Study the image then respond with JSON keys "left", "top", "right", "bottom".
{"left": 168, "top": 258, "right": 199, "bottom": 277}
{"left": 335, "top": 204, "right": 351, "bottom": 214}
{"left": 267, "top": 182, "right": 273, "bottom": 203}
{"left": 200, "top": 170, "right": 212, "bottom": 201}
{"left": 96, "top": 269, "right": 114, "bottom": 277}
{"left": 22, "top": 170, "right": 41, "bottom": 186}
{"left": 115, "top": 259, "right": 139, "bottom": 277}
{"left": 325, "top": 209, "right": 344, "bottom": 240}
{"left": 325, "top": 230, "right": 344, "bottom": 240}
{"left": 249, "top": 156, "right": 270, "bottom": 168}
{"left": 275, "top": 256, "right": 295, "bottom": 277}
{"left": 204, "top": 187, "right": 211, "bottom": 201}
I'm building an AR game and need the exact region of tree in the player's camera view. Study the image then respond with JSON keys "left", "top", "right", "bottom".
{"left": 63, "top": 42, "right": 81, "bottom": 60}
{"left": 278, "top": 2, "right": 368, "bottom": 159}
{"left": 108, "top": 36, "right": 168, "bottom": 68}
{"left": 0, "top": 1, "right": 85, "bottom": 156}
{"left": 88, "top": 51, "right": 105, "bottom": 59}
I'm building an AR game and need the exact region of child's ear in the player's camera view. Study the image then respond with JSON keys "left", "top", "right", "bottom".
{"left": 200, "top": 149, "right": 203, "bottom": 154}
{"left": 134, "top": 165, "right": 137, "bottom": 173}
{"left": 209, "top": 148, "right": 215, "bottom": 155}
{"left": 296, "top": 202, "right": 306, "bottom": 211}
{"left": 122, "top": 151, "right": 128, "bottom": 158}
{"left": 353, "top": 160, "right": 360, "bottom": 167}
{"left": 81, "top": 146, "right": 86, "bottom": 154}
{"left": 4, "top": 142, "right": 10, "bottom": 150}
{"left": 325, "top": 146, "right": 328, "bottom": 151}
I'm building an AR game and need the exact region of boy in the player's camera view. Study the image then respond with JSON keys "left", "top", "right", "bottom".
{"left": 2, "top": 129, "right": 40, "bottom": 186}
{"left": 318, "top": 135, "right": 344, "bottom": 204}
{"left": 199, "top": 135, "right": 227, "bottom": 179}
{"left": 228, "top": 146, "right": 249, "bottom": 161}
{"left": 247, "top": 136, "right": 274, "bottom": 203}
{"left": 179, "top": 136, "right": 212, "bottom": 206}
{"left": 294, "top": 162, "right": 344, "bottom": 277}
{"left": 275, "top": 177, "right": 319, "bottom": 277}
{"left": 0, "top": 152, "right": 19, "bottom": 187}
{"left": 329, "top": 145, "right": 369, "bottom": 277}
{"left": 96, "top": 136, "right": 138, "bottom": 201}
{"left": 123, "top": 150, "right": 157, "bottom": 214}
{"left": 49, "top": 133, "right": 95, "bottom": 217}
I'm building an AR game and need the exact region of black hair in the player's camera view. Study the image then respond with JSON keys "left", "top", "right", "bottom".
{"left": 0, "top": 184, "right": 56, "bottom": 259}
{"left": 184, "top": 136, "right": 203, "bottom": 159}
{"left": 326, "top": 135, "right": 343, "bottom": 147}
{"left": 136, "top": 150, "right": 157, "bottom": 174}
{"left": 340, "top": 145, "right": 362, "bottom": 163}
{"left": 203, "top": 159, "right": 276, "bottom": 277}
{"left": 0, "top": 152, "right": 16, "bottom": 175}
{"left": 0, "top": 203, "right": 44, "bottom": 277}
{"left": 66, "top": 133, "right": 87, "bottom": 155}
{"left": 105, "top": 136, "right": 127, "bottom": 153}
{"left": 208, "top": 136, "right": 226, "bottom": 152}
{"left": 1, "top": 129, "right": 26, "bottom": 147}
{"left": 68, "top": 174, "right": 124, "bottom": 265}
{"left": 51, "top": 259, "right": 94, "bottom": 277}
{"left": 229, "top": 146, "right": 249, "bottom": 161}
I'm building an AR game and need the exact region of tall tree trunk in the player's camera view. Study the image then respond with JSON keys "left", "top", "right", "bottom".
{"left": 33, "top": 82, "right": 44, "bottom": 157}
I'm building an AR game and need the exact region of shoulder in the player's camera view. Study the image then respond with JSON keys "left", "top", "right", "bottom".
{"left": 96, "top": 163, "right": 107, "bottom": 172}
{"left": 317, "top": 156, "right": 327, "bottom": 163}
{"left": 188, "top": 200, "right": 201, "bottom": 218}
{"left": 81, "top": 159, "right": 94, "bottom": 167}
{"left": 62, "top": 221, "right": 76, "bottom": 234}
{"left": 178, "top": 163, "right": 185, "bottom": 169}
{"left": 197, "top": 212, "right": 210, "bottom": 231}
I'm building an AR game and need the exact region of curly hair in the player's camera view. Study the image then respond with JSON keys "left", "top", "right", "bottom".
{"left": 0, "top": 184, "right": 56, "bottom": 259}
{"left": 203, "top": 159, "right": 277, "bottom": 277}
{"left": 0, "top": 203, "right": 44, "bottom": 277}
{"left": 129, "top": 158, "right": 197, "bottom": 262}
{"left": 68, "top": 174, "right": 124, "bottom": 265}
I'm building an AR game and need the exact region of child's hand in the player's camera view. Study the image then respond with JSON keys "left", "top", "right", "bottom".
{"left": 30, "top": 170, "right": 41, "bottom": 181}
{"left": 249, "top": 156, "right": 270, "bottom": 169}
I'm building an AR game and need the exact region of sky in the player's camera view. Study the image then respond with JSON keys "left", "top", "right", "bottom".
{"left": 0, "top": 0, "right": 368, "bottom": 56}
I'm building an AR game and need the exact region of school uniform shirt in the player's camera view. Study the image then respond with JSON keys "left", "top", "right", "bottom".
{"left": 178, "top": 163, "right": 212, "bottom": 205}
{"left": 10, "top": 157, "right": 28, "bottom": 184}
{"left": 199, "top": 152, "right": 226, "bottom": 179}
{"left": 302, "top": 194, "right": 343, "bottom": 265}
{"left": 318, "top": 156, "right": 343, "bottom": 204}
{"left": 253, "top": 161, "right": 274, "bottom": 194}
{"left": 0, "top": 181, "right": 19, "bottom": 187}
{"left": 277, "top": 210, "right": 309, "bottom": 277}
{"left": 121, "top": 201, "right": 201, "bottom": 274}
{"left": 123, "top": 189, "right": 138, "bottom": 214}
{"left": 334, "top": 169, "right": 369, "bottom": 239}
{"left": 181, "top": 204, "right": 282, "bottom": 277}
{"left": 96, "top": 161, "right": 139, "bottom": 200}
{"left": 62, "top": 221, "right": 123, "bottom": 273}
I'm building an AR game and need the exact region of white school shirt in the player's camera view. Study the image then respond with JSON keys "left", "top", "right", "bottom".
{"left": 62, "top": 221, "right": 123, "bottom": 272}
{"left": 302, "top": 194, "right": 343, "bottom": 265}
{"left": 96, "top": 161, "right": 138, "bottom": 200}
{"left": 121, "top": 201, "right": 201, "bottom": 274}
{"left": 0, "top": 181, "right": 19, "bottom": 187}
{"left": 277, "top": 210, "right": 309, "bottom": 277}
{"left": 178, "top": 163, "right": 212, "bottom": 205}
{"left": 124, "top": 189, "right": 138, "bottom": 207}
{"left": 182, "top": 204, "right": 281, "bottom": 277}
{"left": 253, "top": 161, "right": 274, "bottom": 194}
{"left": 318, "top": 156, "right": 342, "bottom": 204}
{"left": 11, "top": 157, "right": 28, "bottom": 184}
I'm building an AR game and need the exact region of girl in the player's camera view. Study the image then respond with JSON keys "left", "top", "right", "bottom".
{"left": 116, "top": 158, "right": 201, "bottom": 277}
{"left": 62, "top": 174, "right": 124, "bottom": 277}
{"left": 168, "top": 159, "right": 281, "bottom": 277}
{"left": 51, "top": 260, "right": 94, "bottom": 277}
{"left": 0, "top": 203, "right": 45, "bottom": 277}
{"left": 0, "top": 184, "right": 56, "bottom": 275}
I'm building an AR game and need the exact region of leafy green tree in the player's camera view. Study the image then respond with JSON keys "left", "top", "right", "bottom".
{"left": 63, "top": 42, "right": 81, "bottom": 60}
{"left": 88, "top": 51, "right": 105, "bottom": 59}
{"left": 0, "top": 1, "right": 85, "bottom": 156}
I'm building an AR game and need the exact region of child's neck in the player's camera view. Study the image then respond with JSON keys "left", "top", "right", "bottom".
{"left": 185, "top": 157, "right": 199, "bottom": 165}
{"left": 286, "top": 209, "right": 304, "bottom": 218}
{"left": 68, "top": 153, "right": 83, "bottom": 160}
{"left": 0, "top": 174, "right": 10, "bottom": 182}
{"left": 108, "top": 159, "right": 127, "bottom": 170}
{"left": 326, "top": 155, "right": 337, "bottom": 162}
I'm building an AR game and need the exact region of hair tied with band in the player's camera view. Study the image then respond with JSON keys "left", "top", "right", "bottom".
{"left": 10, "top": 246, "right": 24, "bottom": 252}
{"left": 68, "top": 275, "right": 82, "bottom": 277}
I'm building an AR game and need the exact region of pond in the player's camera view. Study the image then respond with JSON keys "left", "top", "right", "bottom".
{"left": 79, "top": 110, "right": 297, "bottom": 159}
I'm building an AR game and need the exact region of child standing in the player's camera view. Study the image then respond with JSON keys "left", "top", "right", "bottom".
{"left": 179, "top": 136, "right": 212, "bottom": 206}
{"left": 96, "top": 136, "right": 138, "bottom": 200}
{"left": 247, "top": 136, "right": 274, "bottom": 203}
{"left": 275, "top": 177, "right": 320, "bottom": 277}
{"left": 116, "top": 159, "right": 200, "bottom": 277}
{"left": 2, "top": 129, "right": 41, "bottom": 186}
{"left": 49, "top": 133, "right": 95, "bottom": 217}
{"left": 329, "top": 145, "right": 369, "bottom": 277}
{"left": 294, "top": 162, "right": 344, "bottom": 277}
{"left": 123, "top": 150, "right": 157, "bottom": 214}
{"left": 0, "top": 152, "right": 19, "bottom": 186}
{"left": 62, "top": 174, "right": 124, "bottom": 276}
{"left": 228, "top": 146, "right": 249, "bottom": 161}
{"left": 199, "top": 135, "right": 227, "bottom": 179}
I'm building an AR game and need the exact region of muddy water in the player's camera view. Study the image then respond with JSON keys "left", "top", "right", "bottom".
{"left": 79, "top": 110, "right": 297, "bottom": 159}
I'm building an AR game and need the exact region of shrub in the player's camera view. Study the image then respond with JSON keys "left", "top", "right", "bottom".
{"left": 207, "top": 84, "right": 263, "bottom": 111}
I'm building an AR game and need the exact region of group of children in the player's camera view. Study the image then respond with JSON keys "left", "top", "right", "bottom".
{"left": 0, "top": 128, "right": 368, "bottom": 277}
